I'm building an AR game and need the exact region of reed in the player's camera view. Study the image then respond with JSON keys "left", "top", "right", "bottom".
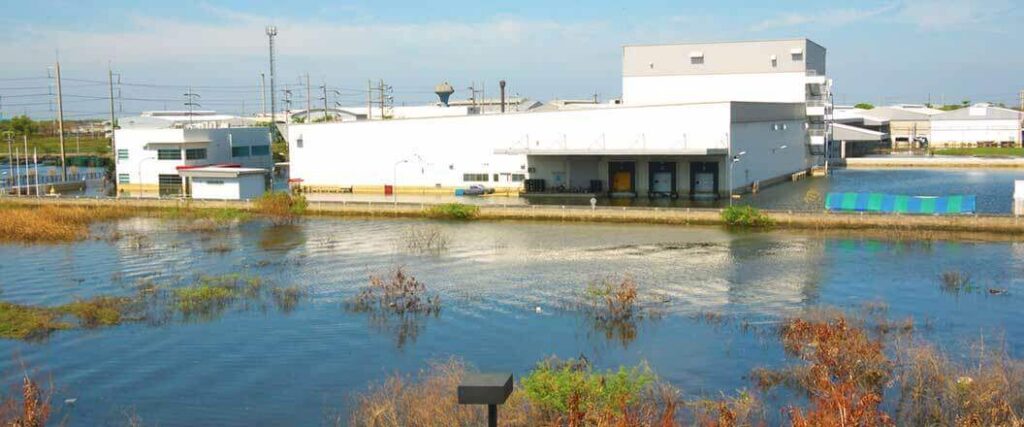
{"left": 0, "top": 203, "right": 136, "bottom": 243}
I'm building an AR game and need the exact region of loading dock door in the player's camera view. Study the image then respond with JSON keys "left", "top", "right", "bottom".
{"left": 648, "top": 162, "right": 677, "bottom": 196}
{"left": 608, "top": 161, "right": 636, "bottom": 194}
{"left": 689, "top": 161, "right": 719, "bottom": 199}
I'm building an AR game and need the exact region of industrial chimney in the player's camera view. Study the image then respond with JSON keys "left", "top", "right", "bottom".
{"left": 434, "top": 82, "right": 455, "bottom": 107}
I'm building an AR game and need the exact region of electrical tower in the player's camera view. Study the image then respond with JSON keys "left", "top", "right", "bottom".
{"left": 183, "top": 87, "right": 201, "bottom": 126}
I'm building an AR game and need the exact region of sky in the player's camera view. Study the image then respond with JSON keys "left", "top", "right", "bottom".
{"left": 1, "top": 0, "right": 1021, "bottom": 119}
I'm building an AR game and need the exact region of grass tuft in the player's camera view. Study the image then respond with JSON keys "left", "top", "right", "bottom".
{"left": 424, "top": 203, "right": 479, "bottom": 220}
{"left": 254, "top": 192, "right": 307, "bottom": 225}
{"left": 0, "top": 302, "right": 69, "bottom": 340}
{"left": 721, "top": 205, "right": 774, "bottom": 228}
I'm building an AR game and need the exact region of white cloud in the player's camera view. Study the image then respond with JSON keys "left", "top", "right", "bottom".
{"left": 749, "top": 3, "right": 898, "bottom": 32}
{"left": 896, "top": 0, "right": 1015, "bottom": 30}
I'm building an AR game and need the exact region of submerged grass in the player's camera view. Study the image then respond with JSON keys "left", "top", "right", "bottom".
{"left": 0, "top": 302, "right": 70, "bottom": 340}
{"left": 0, "top": 274, "right": 301, "bottom": 340}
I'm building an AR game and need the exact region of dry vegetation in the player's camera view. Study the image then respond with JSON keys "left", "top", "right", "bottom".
{"left": 0, "top": 203, "right": 137, "bottom": 243}
{"left": 578, "top": 276, "right": 663, "bottom": 347}
{"left": 401, "top": 225, "right": 451, "bottom": 254}
{"left": 0, "top": 372, "right": 52, "bottom": 427}
{"left": 344, "top": 268, "right": 441, "bottom": 348}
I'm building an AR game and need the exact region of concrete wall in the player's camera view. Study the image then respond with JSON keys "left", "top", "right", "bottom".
{"left": 930, "top": 119, "right": 1018, "bottom": 146}
{"left": 288, "top": 103, "right": 735, "bottom": 192}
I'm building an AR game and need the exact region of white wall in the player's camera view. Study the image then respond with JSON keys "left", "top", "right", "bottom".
{"left": 289, "top": 103, "right": 733, "bottom": 190}
{"left": 930, "top": 120, "right": 1018, "bottom": 145}
{"left": 623, "top": 73, "right": 807, "bottom": 106}
{"left": 190, "top": 174, "right": 266, "bottom": 200}
{"left": 114, "top": 127, "right": 271, "bottom": 186}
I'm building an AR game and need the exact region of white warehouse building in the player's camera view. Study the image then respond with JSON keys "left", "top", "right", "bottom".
{"left": 114, "top": 114, "right": 273, "bottom": 197}
{"left": 288, "top": 38, "right": 831, "bottom": 199}
{"left": 929, "top": 103, "right": 1022, "bottom": 147}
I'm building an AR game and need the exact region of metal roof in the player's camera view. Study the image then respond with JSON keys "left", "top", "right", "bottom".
{"left": 932, "top": 105, "right": 1022, "bottom": 121}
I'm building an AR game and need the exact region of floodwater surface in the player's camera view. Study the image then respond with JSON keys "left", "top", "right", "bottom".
{"left": 0, "top": 217, "right": 1022, "bottom": 425}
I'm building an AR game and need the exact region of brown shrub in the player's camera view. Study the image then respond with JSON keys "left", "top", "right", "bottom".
{"left": 895, "top": 341, "right": 1024, "bottom": 426}
{"left": 779, "top": 315, "right": 894, "bottom": 427}
{"left": 0, "top": 372, "right": 52, "bottom": 427}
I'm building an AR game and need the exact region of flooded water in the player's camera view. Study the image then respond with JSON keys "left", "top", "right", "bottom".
{"left": 307, "top": 168, "right": 1024, "bottom": 214}
{"left": 1, "top": 218, "right": 1023, "bottom": 425}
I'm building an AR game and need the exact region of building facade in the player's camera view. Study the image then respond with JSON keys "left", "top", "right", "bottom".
{"left": 622, "top": 39, "right": 831, "bottom": 152}
{"left": 288, "top": 39, "right": 829, "bottom": 199}
{"left": 930, "top": 104, "right": 1021, "bottom": 147}
{"left": 114, "top": 127, "right": 272, "bottom": 196}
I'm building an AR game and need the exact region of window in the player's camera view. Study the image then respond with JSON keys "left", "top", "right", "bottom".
{"left": 205, "top": 179, "right": 225, "bottom": 185}
{"left": 493, "top": 173, "right": 499, "bottom": 182}
{"left": 511, "top": 174, "right": 526, "bottom": 182}
{"left": 118, "top": 174, "right": 130, "bottom": 184}
{"left": 117, "top": 149, "right": 129, "bottom": 160}
{"left": 232, "top": 146, "right": 250, "bottom": 157}
{"left": 690, "top": 56, "right": 704, "bottom": 65}
{"left": 463, "top": 173, "right": 488, "bottom": 182}
{"left": 158, "top": 174, "right": 182, "bottom": 196}
{"left": 157, "top": 149, "right": 181, "bottom": 160}
{"left": 770, "top": 55, "right": 778, "bottom": 68}
{"left": 250, "top": 145, "right": 271, "bottom": 156}
{"left": 185, "top": 148, "right": 207, "bottom": 160}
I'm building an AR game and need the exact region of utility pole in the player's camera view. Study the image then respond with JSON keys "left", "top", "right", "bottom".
{"left": 260, "top": 73, "right": 267, "bottom": 116}
{"left": 1018, "top": 89, "right": 1023, "bottom": 148}
{"left": 367, "top": 80, "right": 372, "bottom": 120}
{"left": 320, "top": 83, "right": 329, "bottom": 122}
{"left": 282, "top": 88, "right": 292, "bottom": 123}
{"left": 305, "top": 73, "right": 311, "bottom": 122}
{"left": 266, "top": 26, "right": 278, "bottom": 136}
{"left": 55, "top": 61, "right": 67, "bottom": 181}
{"left": 108, "top": 66, "right": 118, "bottom": 153}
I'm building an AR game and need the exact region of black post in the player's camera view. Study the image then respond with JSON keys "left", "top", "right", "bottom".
{"left": 488, "top": 404, "right": 497, "bottom": 427}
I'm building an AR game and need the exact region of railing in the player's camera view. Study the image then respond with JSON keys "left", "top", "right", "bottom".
{"left": 1, "top": 172, "right": 106, "bottom": 188}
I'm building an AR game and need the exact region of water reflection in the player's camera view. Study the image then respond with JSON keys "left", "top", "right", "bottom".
{"left": 258, "top": 223, "right": 307, "bottom": 252}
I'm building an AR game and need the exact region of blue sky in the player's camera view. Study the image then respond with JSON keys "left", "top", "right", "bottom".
{"left": 1, "top": 0, "right": 1021, "bottom": 119}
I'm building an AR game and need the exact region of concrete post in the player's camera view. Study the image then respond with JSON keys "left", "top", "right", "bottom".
{"left": 1015, "top": 180, "right": 1023, "bottom": 217}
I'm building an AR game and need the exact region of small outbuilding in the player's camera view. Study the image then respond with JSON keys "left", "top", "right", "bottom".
{"left": 178, "top": 167, "right": 268, "bottom": 200}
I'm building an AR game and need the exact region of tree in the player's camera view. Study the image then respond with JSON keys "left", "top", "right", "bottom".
{"left": 7, "top": 115, "right": 37, "bottom": 135}
{"left": 854, "top": 103, "right": 875, "bottom": 110}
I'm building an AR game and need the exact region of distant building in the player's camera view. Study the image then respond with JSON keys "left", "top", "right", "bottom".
{"left": 930, "top": 103, "right": 1021, "bottom": 147}
{"left": 114, "top": 111, "right": 271, "bottom": 197}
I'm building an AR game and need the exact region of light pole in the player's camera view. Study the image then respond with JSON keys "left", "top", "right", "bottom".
{"left": 393, "top": 159, "right": 408, "bottom": 205}
{"left": 728, "top": 151, "right": 746, "bottom": 207}
{"left": 3, "top": 131, "right": 14, "bottom": 195}
{"left": 136, "top": 157, "right": 156, "bottom": 199}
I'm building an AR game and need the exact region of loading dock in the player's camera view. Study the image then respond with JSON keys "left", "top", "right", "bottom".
{"left": 648, "top": 161, "right": 677, "bottom": 198}
{"left": 689, "top": 161, "right": 719, "bottom": 199}
{"left": 608, "top": 161, "right": 636, "bottom": 197}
